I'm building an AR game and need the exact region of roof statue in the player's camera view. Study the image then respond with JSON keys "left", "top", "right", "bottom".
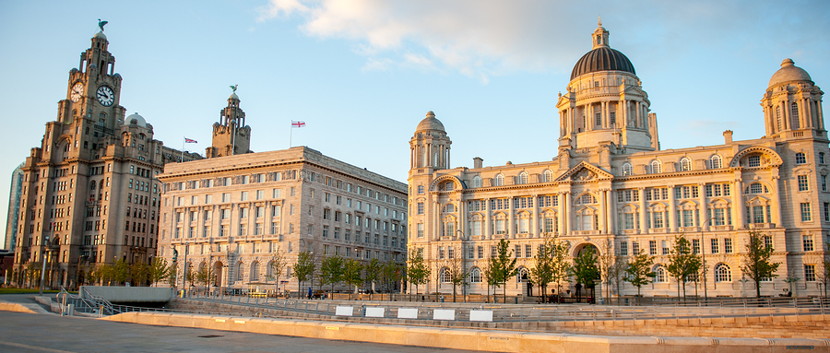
{"left": 97, "top": 19, "right": 108, "bottom": 32}
{"left": 230, "top": 84, "right": 238, "bottom": 93}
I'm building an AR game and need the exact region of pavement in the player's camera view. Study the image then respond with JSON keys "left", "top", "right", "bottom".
{"left": 0, "top": 295, "right": 479, "bottom": 353}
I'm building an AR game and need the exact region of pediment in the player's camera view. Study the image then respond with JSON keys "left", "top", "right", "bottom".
{"left": 554, "top": 161, "right": 614, "bottom": 182}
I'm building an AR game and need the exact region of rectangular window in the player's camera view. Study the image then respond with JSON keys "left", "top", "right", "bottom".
{"left": 804, "top": 264, "right": 816, "bottom": 282}
{"left": 417, "top": 223, "right": 424, "bottom": 238}
{"left": 477, "top": 246, "right": 484, "bottom": 259}
{"left": 417, "top": 202, "right": 424, "bottom": 215}
{"left": 711, "top": 238, "right": 719, "bottom": 254}
{"left": 824, "top": 202, "right": 830, "bottom": 222}
{"left": 631, "top": 241, "right": 639, "bottom": 255}
{"left": 661, "top": 240, "right": 669, "bottom": 255}
{"left": 724, "top": 238, "right": 733, "bottom": 253}
{"left": 798, "top": 175, "right": 809, "bottom": 191}
{"left": 801, "top": 203, "right": 812, "bottom": 222}
{"left": 619, "top": 242, "right": 628, "bottom": 256}
{"left": 692, "top": 239, "right": 700, "bottom": 254}
{"left": 649, "top": 240, "right": 657, "bottom": 255}
{"left": 803, "top": 235, "right": 814, "bottom": 251}
{"left": 525, "top": 244, "right": 532, "bottom": 258}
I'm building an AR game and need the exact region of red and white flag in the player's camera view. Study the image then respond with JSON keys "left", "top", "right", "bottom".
{"left": 291, "top": 121, "right": 306, "bottom": 128}
{"left": 184, "top": 137, "right": 198, "bottom": 143}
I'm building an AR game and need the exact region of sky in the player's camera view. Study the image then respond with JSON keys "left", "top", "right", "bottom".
{"left": 0, "top": 0, "right": 828, "bottom": 248}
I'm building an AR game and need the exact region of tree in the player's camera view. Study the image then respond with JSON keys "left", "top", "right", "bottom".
{"left": 821, "top": 244, "right": 830, "bottom": 298}
{"left": 741, "top": 231, "right": 781, "bottom": 298}
{"left": 443, "top": 253, "right": 466, "bottom": 302}
{"left": 530, "top": 235, "right": 557, "bottom": 303}
{"left": 293, "top": 251, "right": 316, "bottom": 297}
{"left": 342, "top": 259, "right": 363, "bottom": 294}
{"left": 666, "top": 234, "right": 702, "bottom": 298}
{"left": 147, "top": 257, "right": 173, "bottom": 286}
{"left": 111, "top": 258, "right": 130, "bottom": 285}
{"left": 572, "top": 246, "right": 601, "bottom": 302}
{"left": 550, "top": 237, "right": 572, "bottom": 301}
{"left": 407, "top": 252, "right": 430, "bottom": 296}
{"left": 482, "top": 259, "right": 498, "bottom": 303}
{"left": 194, "top": 262, "right": 216, "bottom": 289}
{"left": 381, "top": 259, "right": 403, "bottom": 293}
{"left": 129, "top": 262, "right": 149, "bottom": 286}
{"left": 598, "top": 239, "right": 625, "bottom": 302}
{"left": 267, "top": 249, "right": 287, "bottom": 294}
{"left": 364, "top": 258, "right": 382, "bottom": 295}
{"left": 625, "top": 251, "right": 655, "bottom": 296}
{"left": 489, "top": 238, "right": 518, "bottom": 303}
{"left": 320, "top": 256, "right": 345, "bottom": 297}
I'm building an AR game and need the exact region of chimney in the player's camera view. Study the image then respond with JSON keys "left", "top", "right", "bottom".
{"left": 473, "top": 157, "right": 483, "bottom": 169}
{"left": 723, "top": 130, "right": 733, "bottom": 144}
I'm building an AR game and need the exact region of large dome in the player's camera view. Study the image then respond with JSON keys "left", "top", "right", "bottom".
{"left": 416, "top": 111, "right": 445, "bottom": 132}
{"left": 126, "top": 112, "right": 147, "bottom": 127}
{"left": 768, "top": 58, "right": 812, "bottom": 87}
{"left": 571, "top": 47, "right": 636, "bottom": 80}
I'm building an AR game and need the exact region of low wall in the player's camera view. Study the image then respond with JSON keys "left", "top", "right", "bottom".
{"left": 0, "top": 302, "right": 36, "bottom": 314}
{"left": 102, "top": 312, "right": 830, "bottom": 353}
{"left": 81, "top": 286, "right": 174, "bottom": 303}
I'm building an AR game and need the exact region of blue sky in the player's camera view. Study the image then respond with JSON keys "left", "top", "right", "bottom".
{"left": 1, "top": 0, "right": 828, "bottom": 247}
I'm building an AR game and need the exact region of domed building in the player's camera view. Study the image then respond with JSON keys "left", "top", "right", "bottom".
{"left": 408, "top": 22, "right": 828, "bottom": 300}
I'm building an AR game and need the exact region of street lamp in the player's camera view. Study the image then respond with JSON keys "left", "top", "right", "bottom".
{"left": 456, "top": 229, "right": 467, "bottom": 301}
{"left": 38, "top": 234, "right": 51, "bottom": 295}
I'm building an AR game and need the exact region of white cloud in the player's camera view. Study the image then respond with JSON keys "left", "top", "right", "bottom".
{"left": 256, "top": 0, "right": 830, "bottom": 81}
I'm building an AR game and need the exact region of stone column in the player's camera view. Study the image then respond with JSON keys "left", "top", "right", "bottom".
{"left": 638, "top": 188, "right": 647, "bottom": 234}
{"left": 667, "top": 185, "right": 677, "bottom": 232}
{"left": 698, "top": 183, "right": 708, "bottom": 231}
{"left": 733, "top": 178, "right": 745, "bottom": 228}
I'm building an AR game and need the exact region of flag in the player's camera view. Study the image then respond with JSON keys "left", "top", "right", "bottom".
{"left": 184, "top": 138, "right": 198, "bottom": 143}
{"left": 291, "top": 121, "right": 306, "bottom": 128}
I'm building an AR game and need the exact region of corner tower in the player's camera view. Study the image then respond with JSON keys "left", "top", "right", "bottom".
{"left": 409, "top": 111, "right": 451, "bottom": 172}
{"left": 556, "top": 20, "right": 658, "bottom": 153}
{"left": 761, "top": 59, "right": 825, "bottom": 139}
{"left": 206, "top": 86, "right": 252, "bottom": 158}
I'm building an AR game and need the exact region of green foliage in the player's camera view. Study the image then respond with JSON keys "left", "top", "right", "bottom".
{"left": 489, "top": 238, "right": 518, "bottom": 303}
{"left": 407, "top": 251, "right": 430, "bottom": 294}
{"left": 572, "top": 246, "right": 601, "bottom": 300}
{"left": 364, "top": 258, "right": 382, "bottom": 293}
{"left": 194, "top": 262, "right": 216, "bottom": 287}
{"left": 741, "top": 231, "right": 781, "bottom": 298}
{"left": 111, "top": 258, "right": 130, "bottom": 284}
{"left": 443, "top": 253, "right": 466, "bottom": 302}
{"left": 320, "top": 256, "right": 345, "bottom": 294}
{"left": 625, "top": 251, "right": 655, "bottom": 296}
{"left": 666, "top": 234, "right": 702, "bottom": 298}
{"left": 342, "top": 258, "right": 364, "bottom": 292}
{"left": 381, "top": 259, "right": 404, "bottom": 292}
{"left": 129, "top": 262, "right": 149, "bottom": 286}
{"left": 530, "top": 235, "right": 567, "bottom": 302}
{"left": 293, "top": 251, "right": 316, "bottom": 292}
{"left": 147, "top": 257, "right": 172, "bottom": 286}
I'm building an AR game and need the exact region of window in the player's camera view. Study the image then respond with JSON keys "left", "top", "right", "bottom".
{"left": 724, "top": 238, "right": 733, "bottom": 253}
{"left": 417, "top": 223, "right": 424, "bottom": 238}
{"left": 654, "top": 266, "right": 667, "bottom": 283}
{"left": 679, "top": 157, "right": 691, "bottom": 171}
{"left": 820, "top": 152, "right": 826, "bottom": 164}
{"left": 621, "top": 163, "right": 633, "bottom": 176}
{"left": 803, "top": 235, "right": 814, "bottom": 251}
{"left": 795, "top": 152, "right": 807, "bottom": 165}
{"left": 417, "top": 202, "right": 424, "bottom": 215}
{"left": 804, "top": 264, "right": 816, "bottom": 282}
{"left": 692, "top": 239, "right": 700, "bottom": 254}
{"left": 469, "top": 268, "right": 481, "bottom": 283}
{"left": 494, "top": 174, "right": 504, "bottom": 186}
{"left": 517, "top": 172, "right": 528, "bottom": 184}
{"left": 709, "top": 155, "right": 722, "bottom": 169}
{"left": 801, "top": 203, "right": 812, "bottom": 222}
{"left": 619, "top": 242, "right": 628, "bottom": 256}
{"left": 543, "top": 170, "right": 553, "bottom": 182}
{"left": 748, "top": 155, "right": 761, "bottom": 167}
{"left": 748, "top": 183, "right": 767, "bottom": 194}
{"left": 649, "top": 160, "right": 662, "bottom": 174}
{"left": 711, "top": 238, "right": 719, "bottom": 254}
{"left": 714, "top": 264, "right": 732, "bottom": 282}
{"left": 798, "top": 175, "right": 809, "bottom": 191}
{"left": 471, "top": 176, "right": 482, "bottom": 187}
{"left": 821, "top": 175, "right": 827, "bottom": 191}
{"left": 824, "top": 202, "right": 830, "bottom": 222}
{"left": 649, "top": 240, "right": 657, "bottom": 255}
{"left": 417, "top": 185, "right": 424, "bottom": 194}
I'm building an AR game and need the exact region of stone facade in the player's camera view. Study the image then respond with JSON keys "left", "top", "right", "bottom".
{"left": 158, "top": 146, "right": 408, "bottom": 292}
{"left": 408, "top": 23, "right": 830, "bottom": 298}
{"left": 10, "top": 27, "right": 199, "bottom": 289}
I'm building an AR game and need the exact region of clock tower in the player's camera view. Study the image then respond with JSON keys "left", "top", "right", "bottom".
{"left": 12, "top": 23, "right": 201, "bottom": 290}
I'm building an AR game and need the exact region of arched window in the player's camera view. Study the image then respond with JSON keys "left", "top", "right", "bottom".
{"left": 714, "top": 264, "right": 732, "bottom": 282}
{"left": 492, "top": 213, "right": 508, "bottom": 234}
{"left": 249, "top": 261, "right": 260, "bottom": 282}
{"left": 517, "top": 172, "right": 529, "bottom": 185}
{"left": 775, "top": 106, "right": 783, "bottom": 131}
{"left": 654, "top": 265, "right": 667, "bottom": 283}
{"left": 471, "top": 176, "right": 482, "bottom": 188}
{"left": 679, "top": 157, "right": 691, "bottom": 171}
{"left": 621, "top": 163, "right": 633, "bottom": 176}
{"left": 235, "top": 261, "right": 244, "bottom": 281}
{"left": 440, "top": 267, "right": 452, "bottom": 283}
{"left": 469, "top": 267, "right": 482, "bottom": 283}
{"left": 469, "top": 214, "right": 483, "bottom": 236}
{"left": 649, "top": 160, "right": 662, "bottom": 174}
{"left": 543, "top": 170, "right": 553, "bottom": 182}
{"left": 442, "top": 216, "right": 456, "bottom": 237}
{"left": 747, "top": 182, "right": 767, "bottom": 194}
{"left": 266, "top": 260, "right": 274, "bottom": 279}
{"left": 494, "top": 174, "right": 504, "bottom": 186}
{"left": 795, "top": 152, "right": 807, "bottom": 165}
{"left": 709, "top": 155, "right": 722, "bottom": 169}
{"left": 516, "top": 267, "right": 529, "bottom": 283}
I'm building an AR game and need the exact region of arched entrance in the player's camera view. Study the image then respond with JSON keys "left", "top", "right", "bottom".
{"left": 572, "top": 243, "right": 600, "bottom": 303}
{"left": 213, "top": 261, "right": 224, "bottom": 287}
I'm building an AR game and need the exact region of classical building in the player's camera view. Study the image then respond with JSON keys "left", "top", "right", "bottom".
{"left": 158, "top": 101, "right": 408, "bottom": 291}
{"left": 4, "top": 164, "right": 24, "bottom": 250}
{"left": 10, "top": 25, "right": 200, "bottom": 289}
{"left": 408, "top": 22, "right": 829, "bottom": 298}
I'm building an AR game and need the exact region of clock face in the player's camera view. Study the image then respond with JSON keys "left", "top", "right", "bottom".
{"left": 96, "top": 86, "right": 115, "bottom": 107}
{"left": 70, "top": 82, "right": 84, "bottom": 103}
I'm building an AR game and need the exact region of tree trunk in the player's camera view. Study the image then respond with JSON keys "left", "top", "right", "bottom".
{"left": 755, "top": 279, "right": 761, "bottom": 298}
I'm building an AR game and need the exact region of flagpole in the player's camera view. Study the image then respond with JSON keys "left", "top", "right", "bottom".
{"left": 289, "top": 121, "right": 293, "bottom": 148}
{"left": 180, "top": 137, "right": 185, "bottom": 162}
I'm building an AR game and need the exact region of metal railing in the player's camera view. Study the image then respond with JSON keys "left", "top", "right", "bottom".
{"left": 55, "top": 287, "right": 171, "bottom": 316}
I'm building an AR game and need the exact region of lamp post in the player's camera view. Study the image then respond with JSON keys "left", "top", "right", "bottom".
{"left": 456, "top": 229, "right": 467, "bottom": 301}
{"left": 38, "top": 235, "right": 51, "bottom": 295}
